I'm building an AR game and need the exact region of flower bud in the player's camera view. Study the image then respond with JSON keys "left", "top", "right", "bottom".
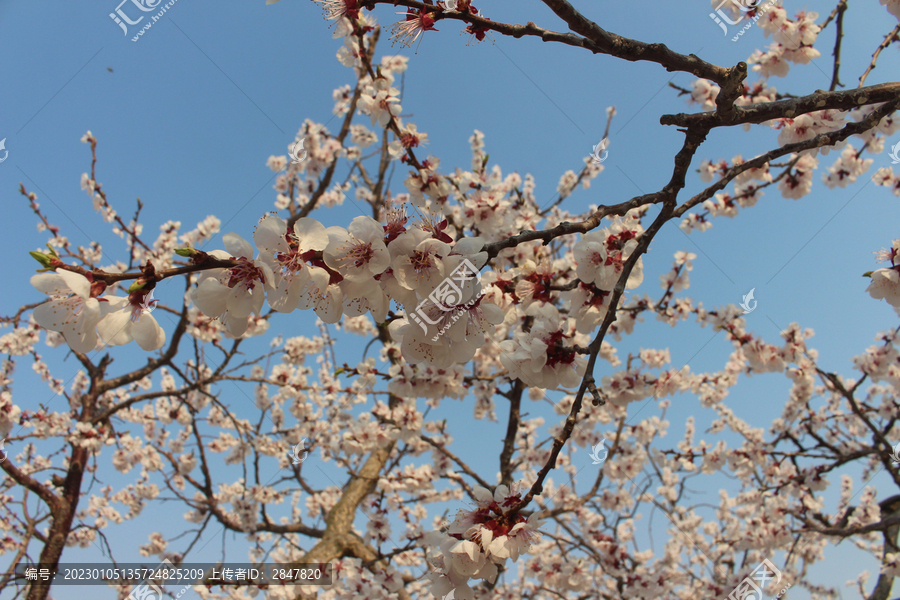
{"left": 29, "top": 251, "right": 55, "bottom": 270}
{"left": 127, "top": 280, "right": 149, "bottom": 293}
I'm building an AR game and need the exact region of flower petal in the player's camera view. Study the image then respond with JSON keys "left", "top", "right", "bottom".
{"left": 348, "top": 215, "right": 383, "bottom": 241}
{"left": 367, "top": 243, "right": 391, "bottom": 276}
{"left": 253, "top": 214, "right": 289, "bottom": 254}
{"left": 227, "top": 286, "right": 255, "bottom": 319}
{"left": 315, "top": 285, "right": 344, "bottom": 323}
{"left": 132, "top": 312, "right": 166, "bottom": 351}
{"left": 56, "top": 269, "right": 91, "bottom": 298}
{"left": 31, "top": 273, "right": 69, "bottom": 296}
{"left": 33, "top": 299, "right": 72, "bottom": 332}
{"left": 225, "top": 314, "right": 250, "bottom": 337}
{"left": 64, "top": 328, "right": 99, "bottom": 354}
{"left": 267, "top": 273, "right": 305, "bottom": 313}
{"left": 294, "top": 217, "right": 329, "bottom": 252}
{"left": 223, "top": 232, "right": 254, "bottom": 259}
{"left": 194, "top": 278, "right": 229, "bottom": 317}
{"left": 97, "top": 308, "right": 133, "bottom": 346}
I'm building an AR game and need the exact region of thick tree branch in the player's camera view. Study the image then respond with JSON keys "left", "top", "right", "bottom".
{"left": 661, "top": 82, "right": 900, "bottom": 129}
{"left": 673, "top": 99, "right": 900, "bottom": 218}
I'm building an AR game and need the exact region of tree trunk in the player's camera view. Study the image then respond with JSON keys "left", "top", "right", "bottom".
{"left": 26, "top": 445, "right": 88, "bottom": 600}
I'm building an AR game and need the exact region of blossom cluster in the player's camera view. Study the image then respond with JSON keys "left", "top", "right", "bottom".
{"left": 686, "top": 2, "right": 900, "bottom": 235}
{"left": 31, "top": 195, "right": 657, "bottom": 391}
{"left": 425, "top": 483, "right": 545, "bottom": 600}
{"left": 30, "top": 269, "right": 165, "bottom": 353}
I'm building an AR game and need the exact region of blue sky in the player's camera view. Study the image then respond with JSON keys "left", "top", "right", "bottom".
{"left": 2, "top": 0, "right": 900, "bottom": 598}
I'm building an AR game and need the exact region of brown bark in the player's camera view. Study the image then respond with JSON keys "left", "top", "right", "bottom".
{"left": 25, "top": 445, "right": 88, "bottom": 600}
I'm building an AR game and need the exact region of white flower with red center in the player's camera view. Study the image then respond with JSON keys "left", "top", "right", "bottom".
{"left": 297, "top": 265, "right": 344, "bottom": 324}
{"left": 565, "top": 282, "right": 612, "bottom": 334}
{"left": 388, "top": 123, "right": 428, "bottom": 160}
{"left": 254, "top": 214, "right": 329, "bottom": 313}
{"left": 866, "top": 240, "right": 900, "bottom": 307}
{"left": 574, "top": 230, "right": 608, "bottom": 287}
{"left": 390, "top": 228, "right": 451, "bottom": 294}
{"left": 380, "top": 195, "right": 409, "bottom": 245}
{"left": 31, "top": 270, "right": 103, "bottom": 353}
{"left": 378, "top": 267, "right": 418, "bottom": 308}
{"left": 810, "top": 109, "right": 846, "bottom": 137}
{"left": 737, "top": 81, "right": 778, "bottom": 107}
{"left": 324, "top": 216, "right": 391, "bottom": 282}
{"left": 873, "top": 167, "right": 900, "bottom": 196}
{"left": 358, "top": 86, "right": 402, "bottom": 129}
{"left": 340, "top": 277, "right": 388, "bottom": 323}
{"left": 759, "top": 3, "right": 787, "bottom": 34}
{"left": 787, "top": 11, "right": 820, "bottom": 47}
{"left": 192, "top": 233, "right": 274, "bottom": 338}
{"left": 575, "top": 226, "right": 643, "bottom": 291}
{"left": 698, "top": 158, "right": 729, "bottom": 183}
{"left": 515, "top": 260, "right": 555, "bottom": 307}
{"left": 823, "top": 144, "right": 874, "bottom": 188}
{"left": 389, "top": 8, "right": 438, "bottom": 49}
{"left": 388, "top": 312, "right": 453, "bottom": 367}
{"left": 778, "top": 153, "right": 818, "bottom": 199}
{"left": 393, "top": 262, "right": 496, "bottom": 365}
{"left": 499, "top": 304, "right": 587, "bottom": 389}
{"left": 404, "top": 167, "right": 454, "bottom": 208}
{"left": 749, "top": 46, "right": 790, "bottom": 79}
{"left": 97, "top": 290, "right": 166, "bottom": 351}
{"left": 776, "top": 114, "right": 817, "bottom": 146}
{"left": 441, "top": 295, "right": 505, "bottom": 363}
{"left": 487, "top": 511, "right": 545, "bottom": 562}
{"left": 417, "top": 208, "right": 455, "bottom": 243}
{"left": 690, "top": 79, "right": 719, "bottom": 112}
{"left": 732, "top": 156, "right": 773, "bottom": 185}
{"left": 425, "top": 482, "right": 545, "bottom": 596}
{"left": 605, "top": 227, "right": 644, "bottom": 290}
{"left": 336, "top": 37, "right": 366, "bottom": 69}
{"left": 310, "top": 0, "right": 360, "bottom": 21}
{"left": 783, "top": 44, "right": 821, "bottom": 66}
